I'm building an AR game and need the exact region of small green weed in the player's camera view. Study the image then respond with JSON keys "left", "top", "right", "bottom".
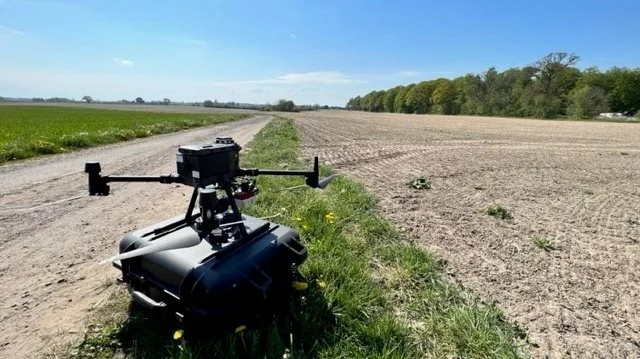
{"left": 487, "top": 204, "right": 512, "bottom": 220}
{"left": 532, "top": 236, "right": 555, "bottom": 251}
{"left": 408, "top": 177, "right": 431, "bottom": 190}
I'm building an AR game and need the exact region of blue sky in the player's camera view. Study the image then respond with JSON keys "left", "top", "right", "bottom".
{"left": 1, "top": 0, "right": 638, "bottom": 106}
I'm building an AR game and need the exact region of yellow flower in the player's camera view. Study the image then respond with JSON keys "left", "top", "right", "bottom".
{"left": 325, "top": 212, "right": 336, "bottom": 224}
{"left": 235, "top": 325, "right": 246, "bottom": 333}
{"left": 295, "top": 216, "right": 302, "bottom": 222}
{"left": 317, "top": 280, "right": 327, "bottom": 288}
{"left": 302, "top": 224, "right": 309, "bottom": 230}
{"left": 173, "top": 329, "right": 184, "bottom": 340}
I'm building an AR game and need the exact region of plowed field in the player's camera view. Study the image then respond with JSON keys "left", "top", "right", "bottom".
{"left": 290, "top": 110, "right": 640, "bottom": 358}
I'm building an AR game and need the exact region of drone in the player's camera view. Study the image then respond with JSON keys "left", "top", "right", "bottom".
{"left": 84, "top": 137, "right": 335, "bottom": 327}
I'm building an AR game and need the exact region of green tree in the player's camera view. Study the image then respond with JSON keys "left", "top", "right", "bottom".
{"left": 383, "top": 86, "right": 404, "bottom": 113}
{"left": 274, "top": 99, "right": 296, "bottom": 112}
{"left": 135, "top": 97, "right": 145, "bottom": 104}
{"left": 82, "top": 95, "right": 93, "bottom": 103}
{"left": 531, "top": 52, "right": 580, "bottom": 118}
{"left": 394, "top": 84, "right": 415, "bottom": 113}
{"left": 604, "top": 67, "right": 640, "bottom": 114}
{"left": 567, "top": 85, "right": 609, "bottom": 119}
{"left": 406, "top": 81, "right": 435, "bottom": 114}
{"left": 346, "top": 96, "right": 362, "bottom": 110}
{"left": 430, "top": 80, "right": 457, "bottom": 114}
{"left": 163, "top": 98, "right": 171, "bottom": 105}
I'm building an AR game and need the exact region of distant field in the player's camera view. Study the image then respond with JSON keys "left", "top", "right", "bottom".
{"left": 0, "top": 102, "right": 259, "bottom": 114}
{"left": 0, "top": 105, "right": 249, "bottom": 163}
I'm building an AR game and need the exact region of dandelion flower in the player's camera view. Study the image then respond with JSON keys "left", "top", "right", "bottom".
{"left": 173, "top": 329, "right": 184, "bottom": 340}
{"left": 325, "top": 212, "right": 336, "bottom": 224}
{"left": 235, "top": 325, "right": 246, "bottom": 333}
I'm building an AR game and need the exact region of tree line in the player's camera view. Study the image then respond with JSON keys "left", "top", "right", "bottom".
{"left": 346, "top": 52, "right": 640, "bottom": 119}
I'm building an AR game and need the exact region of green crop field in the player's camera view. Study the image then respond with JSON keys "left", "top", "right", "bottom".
{"left": 0, "top": 106, "right": 248, "bottom": 163}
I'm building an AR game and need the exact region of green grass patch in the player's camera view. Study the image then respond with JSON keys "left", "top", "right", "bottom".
{"left": 408, "top": 177, "right": 431, "bottom": 190}
{"left": 67, "top": 117, "right": 528, "bottom": 358}
{"left": 487, "top": 205, "right": 513, "bottom": 220}
{"left": 532, "top": 236, "right": 556, "bottom": 252}
{"left": 0, "top": 105, "right": 248, "bottom": 163}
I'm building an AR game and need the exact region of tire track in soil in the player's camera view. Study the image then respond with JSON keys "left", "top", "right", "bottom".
{"left": 290, "top": 111, "right": 640, "bottom": 359}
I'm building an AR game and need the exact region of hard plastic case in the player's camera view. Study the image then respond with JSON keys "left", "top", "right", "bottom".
{"left": 113, "top": 213, "right": 307, "bottom": 325}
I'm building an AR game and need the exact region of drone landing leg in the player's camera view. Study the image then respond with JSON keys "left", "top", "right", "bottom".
{"left": 223, "top": 184, "right": 249, "bottom": 237}
{"left": 185, "top": 187, "right": 199, "bottom": 219}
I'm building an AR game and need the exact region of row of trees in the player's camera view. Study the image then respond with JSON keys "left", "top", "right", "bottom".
{"left": 202, "top": 99, "right": 302, "bottom": 112}
{"left": 346, "top": 52, "right": 640, "bottom": 119}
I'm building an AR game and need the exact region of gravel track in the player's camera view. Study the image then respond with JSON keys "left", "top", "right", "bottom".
{"left": 0, "top": 115, "right": 269, "bottom": 358}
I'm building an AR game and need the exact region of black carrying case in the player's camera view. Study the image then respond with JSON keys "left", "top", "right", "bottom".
{"left": 114, "top": 213, "right": 307, "bottom": 326}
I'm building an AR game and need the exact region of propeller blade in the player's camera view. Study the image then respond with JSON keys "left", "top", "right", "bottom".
{"left": 100, "top": 235, "right": 201, "bottom": 265}
{"left": 317, "top": 174, "right": 337, "bottom": 188}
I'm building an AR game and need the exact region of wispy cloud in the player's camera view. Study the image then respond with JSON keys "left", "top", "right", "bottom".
{"left": 113, "top": 57, "right": 135, "bottom": 67}
{"left": 289, "top": 33, "right": 297, "bottom": 39}
{"left": 0, "top": 25, "right": 25, "bottom": 35}
{"left": 213, "top": 71, "right": 364, "bottom": 86}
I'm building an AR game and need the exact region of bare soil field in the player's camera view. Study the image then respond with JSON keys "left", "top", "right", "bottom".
{"left": 290, "top": 110, "right": 640, "bottom": 358}
{"left": 0, "top": 116, "right": 268, "bottom": 358}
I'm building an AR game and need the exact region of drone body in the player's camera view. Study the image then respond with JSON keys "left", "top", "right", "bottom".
{"left": 85, "top": 137, "right": 332, "bottom": 326}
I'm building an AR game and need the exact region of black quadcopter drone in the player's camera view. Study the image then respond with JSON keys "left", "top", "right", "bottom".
{"left": 84, "top": 137, "right": 334, "bottom": 327}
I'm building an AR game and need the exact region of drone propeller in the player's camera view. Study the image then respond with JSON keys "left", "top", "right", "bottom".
{"left": 99, "top": 233, "right": 201, "bottom": 265}
{"left": 280, "top": 174, "right": 338, "bottom": 192}
{"left": 318, "top": 174, "right": 337, "bottom": 188}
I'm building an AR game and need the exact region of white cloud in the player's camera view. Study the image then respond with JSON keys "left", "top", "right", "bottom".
{"left": 213, "top": 71, "right": 365, "bottom": 86}
{"left": 289, "top": 33, "right": 297, "bottom": 39}
{"left": 0, "top": 25, "right": 25, "bottom": 35}
{"left": 112, "top": 57, "right": 135, "bottom": 66}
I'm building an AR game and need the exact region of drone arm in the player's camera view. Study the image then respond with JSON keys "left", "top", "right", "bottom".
{"left": 239, "top": 157, "right": 324, "bottom": 188}
{"left": 102, "top": 175, "right": 180, "bottom": 183}
{"left": 85, "top": 161, "right": 182, "bottom": 195}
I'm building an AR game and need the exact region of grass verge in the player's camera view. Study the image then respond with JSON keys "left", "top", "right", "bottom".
{"left": 0, "top": 106, "right": 248, "bottom": 164}
{"left": 65, "top": 117, "right": 528, "bottom": 358}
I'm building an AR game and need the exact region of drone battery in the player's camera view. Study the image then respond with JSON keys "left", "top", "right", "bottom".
{"left": 176, "top": 138, "right": 241, "bottom": 185}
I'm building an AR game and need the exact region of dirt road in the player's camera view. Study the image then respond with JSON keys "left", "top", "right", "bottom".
{"left": 291, "top": 111, "right": 640, "bottom": 359}
{"left": 0, "top": 115, "right": 269, "bottom": 358}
